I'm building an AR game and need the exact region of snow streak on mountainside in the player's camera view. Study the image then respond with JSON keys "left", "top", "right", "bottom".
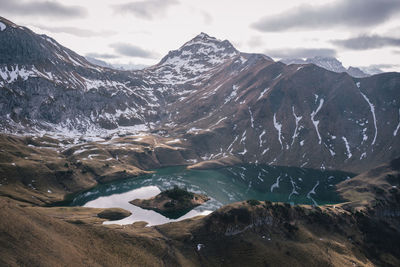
{"left": 0, "top": 16, "right": 399, "bottom": 172}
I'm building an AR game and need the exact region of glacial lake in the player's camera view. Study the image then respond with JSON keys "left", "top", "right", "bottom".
{"left": 70, "top": 165, "right": 354, "bottom": 226}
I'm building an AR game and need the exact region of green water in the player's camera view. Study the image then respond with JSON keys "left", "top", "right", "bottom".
{"left": 70, "top": 165, "right": 354, "bottom": 226}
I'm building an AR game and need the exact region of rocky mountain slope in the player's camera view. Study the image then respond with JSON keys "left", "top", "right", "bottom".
{"left": 0, "top": 16, "right": 399, "bottom": 173}
{"left": 0, "top": 16, "right": 162, "bottom": 134}
{"left": 166, "top": 58, "right": 400, "bottom": 172}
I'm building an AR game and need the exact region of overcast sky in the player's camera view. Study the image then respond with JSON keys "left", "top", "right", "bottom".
{"left": 2, "top": 0, "right": 400, "bottom": 71}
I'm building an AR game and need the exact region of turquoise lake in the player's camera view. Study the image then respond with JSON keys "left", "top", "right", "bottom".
{"left": 70, "top": 165, "right": 354, "bottom": 226}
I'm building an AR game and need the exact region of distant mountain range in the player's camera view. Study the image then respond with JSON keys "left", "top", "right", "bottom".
{"left": 86, "top": 51, "right": 383, "bottom": 78}
{"left": 0, "top": 16, "right": 399, "bottom": 172}
{"left": 281, "top": 56, "right": 370, "bottom": 78}
{"left": 85, "top": 56, "right": 148, "bottom": 70}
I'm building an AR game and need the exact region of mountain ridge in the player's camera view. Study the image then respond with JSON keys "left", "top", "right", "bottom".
{"left": 281, "top": 56, "right": 369, "bottom": 78}
{"left": 0, "top": 17, "right": 399, "bottom": 172}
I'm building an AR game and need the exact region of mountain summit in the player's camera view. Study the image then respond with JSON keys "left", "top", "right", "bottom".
{"left": 148, "top": 33, "right": 241, "bottom": 84}
{"left": 159, "top": 32, "right": 239, "bottom": 65}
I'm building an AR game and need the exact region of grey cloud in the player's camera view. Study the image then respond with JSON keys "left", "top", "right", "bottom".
{"left": 86, "top": 52, "right": 118, "bottom": 59}
{"left": 34, "top": 25, "right": 116, "bottom": 37}
{"left": 0, "top": 0, "right": 87, "bottom": 18}
{"left": 332, "top": 35, "right": 400, "bottom": 50}
{"left": 110, "top": 43, "right": 157, "bottom": 58}
{"left": 113, "top": 0, "right": 179, "bottom": 20}
{"left": 264, "top": 48, "right": 337, "bottom": 59}
{"left": 367, "top": 63, "right": 399, "bottom": 69}
{"left": 247, "top": 36, "right": 263, "bottom": 48}
{"left": 252, "top": 0, "right": 400, "bottom": 32}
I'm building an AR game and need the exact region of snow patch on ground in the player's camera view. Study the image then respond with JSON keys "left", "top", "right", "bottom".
{"left": 288, "top": 177, "right": 299, "bottom": 200}
{"left": 394, "top": 108, "right": 400, "bottom": 136}
{"left": 248, "top": 107, "right": 254, "bottom": 128}
{"left": 359, "top": 89, "right": 377, "bottom": 145}
{"left": 307, "top": 181, "right": 319, "bottom": 206}
{"left": 210, "top": 117, "right": 227, "bottom": 128}
{"left": 224, "top": 85, "right": 239, "bottom": 104}
{"left": 257, "top": 172, "right": 264, "bottom": 182}
{"left": 0, "top": 22, "right": 6, "bottom": 31}
{"left": 291, "top": 106, "right": 302, "bottom": 146}
{"left": 227, "top": 136, "right": 238, "bottom": 152}
{"left": 270, "top": 175, "right": 281, "bottom": 192}
{"left": 310, "top": 98, "right": 324, "bottom": 144}
{"left": 273, "top": 73, "right": 282, "bottom": 80}
{"left": 259, "top": 130, "right": 266, "bottom": 148}
{"left": 0, "top": 65, "right": 36, "bottom": 84}
{"left": 257, "top": 87, "right": 270, "bottom": 100}
{"left": 240, "top": 130, "right": 247, "bottom": 144}
{"left": 188, "top": 127, "right": 204, "bottom": 134}
{"left": 342, "top": 136, "right": 352, "bottom": 159}
{"left": 273, "top": 114, "right": 283, "bottom": 149}
{"left": 238, "top": 148, "right": 247, "bottom": 155}
{"left": 361, "top": 128, "right": 368, "bottom": 144}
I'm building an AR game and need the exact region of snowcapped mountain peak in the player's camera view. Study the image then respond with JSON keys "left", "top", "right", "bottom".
{"left": 160, "top": 32, "right": 238, "bottom": 64}
{"left": 182, "top": 32, "right": 237, "bottom": 53}
{"left": 150, "top": 33, "right": 239, "bottom": 84}
{"left": 310, "top": 56, "right": 347, "bottom": 73}
{"left": 193, "top": 32, "right": 215, "bottom": 41}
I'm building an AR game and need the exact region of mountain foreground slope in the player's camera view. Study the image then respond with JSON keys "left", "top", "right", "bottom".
{"left": 1, "top": 155, "right": 399, "bottom": 266}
